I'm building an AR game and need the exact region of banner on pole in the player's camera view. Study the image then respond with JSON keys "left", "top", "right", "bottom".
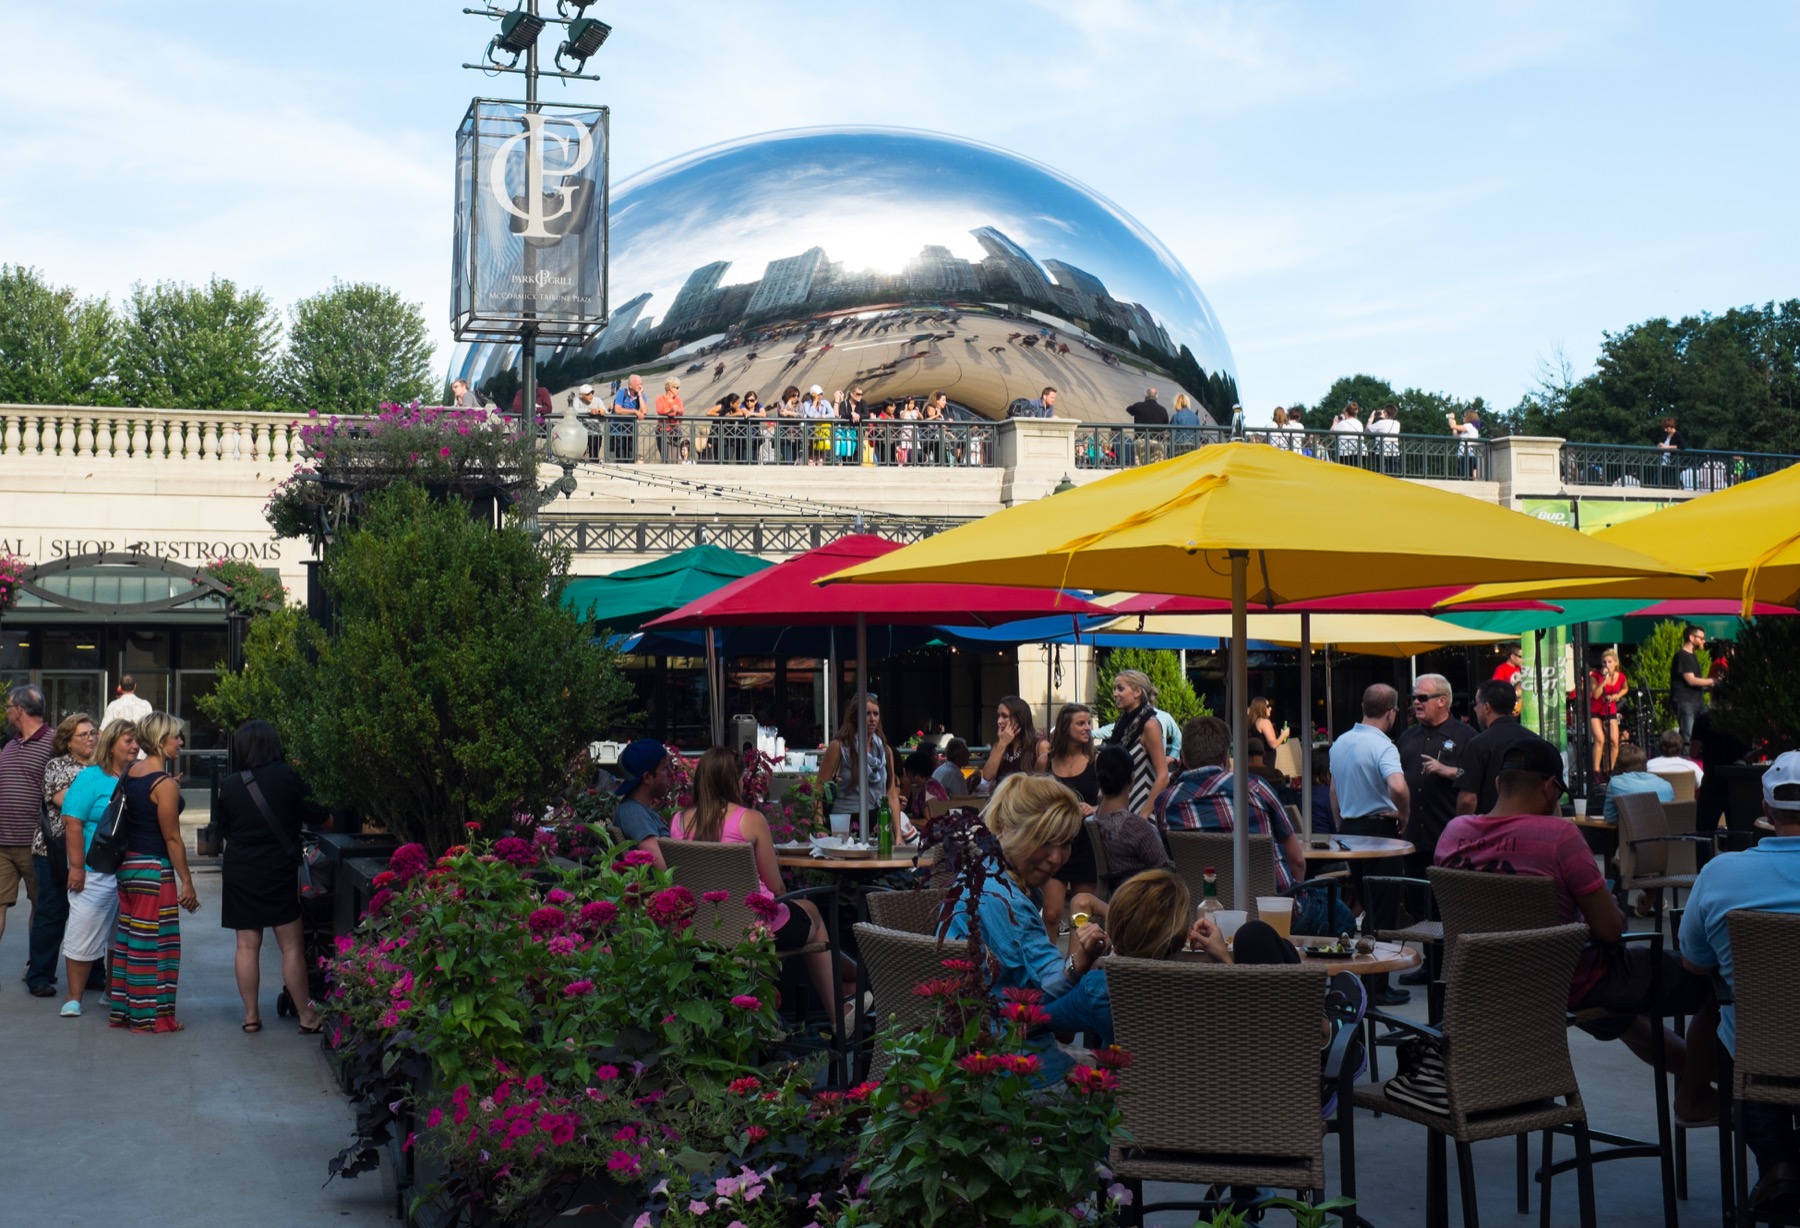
{"left": 452, "top": 99, "right": 609, "bottom": 343}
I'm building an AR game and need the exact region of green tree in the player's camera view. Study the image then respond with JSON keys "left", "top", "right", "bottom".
{"left": 1633, "top": 619, "right": 1710, "bottom": 735}
{"left": 1295, "top": 373, "right": 1485, "bottom": 436}
{"left": 1093, "top": 648, "right": 1209, "bottom": 728}
{"left": 0, "top": 265, "right": 119, "bottom": 405}
{"left": 281, "top": 280, "right": 437, "bottom": 413}
{"left": 115, "top": 276, "right": 281, "bottom": 410}
{"left": 1717, "top": 618, "right": 1800, "bottom": 753}
{"left": 202, "top": 484, "right": 633, "bottom": 853}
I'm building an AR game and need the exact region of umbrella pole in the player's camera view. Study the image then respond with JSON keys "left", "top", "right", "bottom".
{"left": 1230, "top": 552, "right": 1251, "bottom": 911}
{"left": 857, "top": 611, "right": 869, "bottom": 842}
{"left": 706, "top": 628, "right": 724, "bottom": 748}
{"left": 1300, "top": 613, "right": 1313, "bottom": 842}
{"left": 1324, "top": 646, "right": 1334, "bottom": 741}
{"left": 1534, "top": 628, "right": 1547, "bottom": 735}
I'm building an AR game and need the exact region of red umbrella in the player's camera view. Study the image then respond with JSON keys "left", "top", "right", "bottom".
{"left": 646, "top": 535, "right": 1109, "bottom": 629}
{"left": 646, "top": 537, "right": 1109, "bottom": 832}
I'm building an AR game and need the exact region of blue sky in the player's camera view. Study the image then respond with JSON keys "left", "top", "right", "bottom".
{"left": 7, "top": 1, "right": 1797, "bottom": 417}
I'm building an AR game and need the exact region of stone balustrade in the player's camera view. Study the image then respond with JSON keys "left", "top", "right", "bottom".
{"left": 0, "top": 404, "right": 319, "bottom": 466}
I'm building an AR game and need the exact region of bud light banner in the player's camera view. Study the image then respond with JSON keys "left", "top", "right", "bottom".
{"left": 452, "top": 99, "right": 609, "bottom": 342}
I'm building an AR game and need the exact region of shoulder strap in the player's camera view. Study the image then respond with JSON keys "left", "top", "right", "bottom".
{"left": 240, "top": 769, "right": 298, "bottom": 858}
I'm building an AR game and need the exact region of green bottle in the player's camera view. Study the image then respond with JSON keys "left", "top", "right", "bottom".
{"left": 877, "top": 797, "right": 894, "bottom": 858}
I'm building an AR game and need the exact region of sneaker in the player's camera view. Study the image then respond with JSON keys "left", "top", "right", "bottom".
{"left": 59, "top": 1000, "right": 81, "bottom": 1018}
{"left": 28, "top": 985, "right": 56, "bottom": 998}
{"left": 1384, "top": 1039, "right": 1450, "bottom": 1115}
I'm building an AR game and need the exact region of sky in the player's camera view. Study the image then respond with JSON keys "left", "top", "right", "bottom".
{"left": 6, "top": 1, "right": 1798, "bottom": 418}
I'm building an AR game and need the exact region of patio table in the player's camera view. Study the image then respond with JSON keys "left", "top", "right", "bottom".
{"left": 1170, "top": 937, "right": 1421, "bottom": 977}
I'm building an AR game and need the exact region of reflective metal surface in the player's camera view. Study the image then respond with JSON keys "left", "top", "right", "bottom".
{"left": 455, "top": 127, "right": 1237, "bottom": 423}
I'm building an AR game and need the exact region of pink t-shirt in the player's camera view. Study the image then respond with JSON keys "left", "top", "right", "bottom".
{"left": 1435, "top": 812, "right": 1608, "bottom": 1004}
{"left": 670, "top": 804, "right": 788, "bottom": 930}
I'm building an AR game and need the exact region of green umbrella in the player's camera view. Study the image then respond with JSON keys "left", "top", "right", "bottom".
{"left": 561, "top": 544, "right": 770, "bottom": 629}
{"left": 1435, "top": 600, "right": 1648, "bottom": 636}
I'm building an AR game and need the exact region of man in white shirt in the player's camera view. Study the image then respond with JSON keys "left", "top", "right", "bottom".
{"left": 101, "top": 676, "right": 153, "bottom": 727}
{"left": 1646, "top": 729, "right": 1704, "bottom": 786}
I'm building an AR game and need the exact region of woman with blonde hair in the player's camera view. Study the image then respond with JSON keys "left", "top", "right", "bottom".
{"left": 672, "top": 747, "right": 855, "bottom": 1030}
{"left": 654, "top": 376, "right": 684, "bottom": 463}
{"left": 109, "top": 710, "right": 200, "bottom": 1032}
{"left": 945, "top": 774, "right": 1112, "bottom": 1078}
{"left": 979, "top": 695, "right": 1048, "bottom": 789}
{"left": 1106, "top": 670, "right": 1168, "bottom": 818}
{"left": 1589, "top": 648, "right": 1629, "bottom": 778}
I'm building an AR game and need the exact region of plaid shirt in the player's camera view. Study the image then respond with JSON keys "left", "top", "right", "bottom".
{"left": 1155, "top": 766, "right": 1296, "bottom": 892}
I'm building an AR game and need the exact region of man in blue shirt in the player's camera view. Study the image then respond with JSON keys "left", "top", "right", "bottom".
{"left": 1601, "top": 743, "right": 1676, "bottom": 824}
{"left": 611, "top": 739, "right": 672, "bottom": 871}
{"left": 1329, "top": 684, "right": 1412, "bottom": 1004}
{"left": 1680, "top": 751, "right": 1800, "bottom": 1213}
{"left": 1020, "top": 387, "right": 1057, "bottom": 418}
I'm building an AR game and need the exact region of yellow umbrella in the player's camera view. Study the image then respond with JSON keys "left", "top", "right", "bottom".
{"left": 1438, "top": 463, "right": 1800, "bottom": 617}
{"left": 1105, "top": 612, "right": 1512, "bottom": 658}
{"left": 825, "top": 442, "right": 1700, "bottom": 904}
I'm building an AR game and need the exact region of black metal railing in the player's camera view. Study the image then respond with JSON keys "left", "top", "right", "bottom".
{"left": 1559, "top": 442, "right": 1800, "bottom": 491}
{"left": 1073, "top": 424, "right": 1490, "bottom": 480}
{"left": 565, "top": 415, "right": 999, "bottom": 468}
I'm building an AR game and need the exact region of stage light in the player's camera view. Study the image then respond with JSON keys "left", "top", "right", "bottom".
{"left": 557, "top": 16, "right": 610, "bottom": 72}
{"left": 486, "top": 8, "right": 546, "bottom": 65}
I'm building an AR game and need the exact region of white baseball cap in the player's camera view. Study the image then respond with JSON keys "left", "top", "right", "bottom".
{"left": 579, "top": 384, "right": 595, "bottom": 394}
{"left": 1763, "top": 751, "right": 1800, "bottom": 812}
{"left": 808, "top": 384, "right": 823, "bottom": 395}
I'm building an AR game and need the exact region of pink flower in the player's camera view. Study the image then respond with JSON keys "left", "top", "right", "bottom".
{"left": 577, "top": 900, "right": 618, "bottom": 930}
{"left": 388, "top": 843, "right": 429, "bottom": 883}
{"left": 745, "top": 891, "right": 780, "bottom": 922}
{"left": 562, "top": 979, "right": 595, "bottom": 998}
{"left": 528, "top": 906, "right": 569, "bottom": 936}
{"left": 620, "top": 849, "right": 656, "bottom": 868}
{"left": 544, "top": 936, "right": 577, "bottom": 956}
{"left": 593, "top": 1064, "right": 619, "bottom": 1081}
{"left": 464, "top": 821, "right": 483, "bottom": 832}
{"left": 425, "top": 1108, "right": 443, "bottom": 1128}
{"left": 439, "top": 446, "right": 452, "bottom": 459}
{"left": 645, "top": 885, "right": 697, "bottom": 930}
{"left": 606, "top": 1150, "right": 640, "bottom": 1178}
{"left": 702, "top": 889, "right": 730, "bottom": 904}
{"left": 494, "top": 837, "right": 536, "bottom": 865}
{"left": 546, "top": 888, "right": 572, "bottom": 905}
{"left": 730, "top": 995, "right": 761, "bottom": 1010}
{"left": 688, "top": 1202, "right": 710, "bottom": 1215}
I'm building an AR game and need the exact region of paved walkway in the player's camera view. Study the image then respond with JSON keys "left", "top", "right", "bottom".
{"left": 0, "top": 850, "right": 395, "bottom": 1227}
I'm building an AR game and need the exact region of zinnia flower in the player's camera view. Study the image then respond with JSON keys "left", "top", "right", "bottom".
{"left": 703, "top": 889, "right": 730, "bottom": 904}
{"left": 527, "top": 906, "right": 569, "bottom": 936}
{"left": 388, "top": 843, "right": 429, "bottom": 883}
{"left": 1092, "top": 1045, "right": 1135, "bottom": 1071}
{"left": 578, "top": 900, "right": 618, "bottom": 930}
{"left": 730, "top": 994, "right": 761, "bottom": 1010}
{"left": 494, "top": 836, "right": 536, "bottom": 865}
{"left": 563, "top": 979, "right": 595, "bottom": 997}
{"left": 545, "top": 887, "right": 572, "bottom": 905}
{"left": 645, "top": 885, "right": 697, "bottom": 930}
{"left": 744, "top": 891, "right": 780, "bottom": 922}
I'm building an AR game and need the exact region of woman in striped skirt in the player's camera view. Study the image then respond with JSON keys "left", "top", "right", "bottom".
{"left": 109, "top": 710, "right": 200, "bottom": 1033}
{"left": 1106, "top": 670, "right": 1169, "bottom": 819}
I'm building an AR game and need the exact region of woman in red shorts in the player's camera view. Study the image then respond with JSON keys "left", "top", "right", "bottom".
{"left": 1589, "top": 648, "right": 1629, "bottom": 778}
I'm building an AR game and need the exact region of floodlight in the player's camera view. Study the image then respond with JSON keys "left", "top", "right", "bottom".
{"left": 556, "top": 16, "right": 611, "bottom": 72}
{"left": 486, "top": 9, "right": 546, "bottom": 65}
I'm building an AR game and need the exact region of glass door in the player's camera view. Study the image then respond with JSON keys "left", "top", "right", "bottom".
{"left": 41, "top": 671, "right": 107, "bottom": 726}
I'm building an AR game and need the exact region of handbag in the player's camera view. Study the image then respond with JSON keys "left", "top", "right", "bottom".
{"left": 84, "top": 776, "right": 133, "bottom": 875}
{"left": 239, "top": 770, "right": 326, "bottom": 900}
{"left": 194, "top": 821, "right": 223, "bottom": 857}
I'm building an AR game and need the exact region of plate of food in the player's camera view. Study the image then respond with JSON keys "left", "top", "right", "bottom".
{"left": 1294, "top": 936, "right": 1375, "bottom": 959}
{"left": 774, "top": 841, "right": 814, "bottom": 853}
{"left": 809, "top": 836, "right": 879, "bottom": 860}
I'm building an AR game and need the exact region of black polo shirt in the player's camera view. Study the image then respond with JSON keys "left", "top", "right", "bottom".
{"left": 1455, "top": 717, "right": 1538, "bottom": 816}
{"left": 1399, "top": 717, "right": 1477, "bottom": 860}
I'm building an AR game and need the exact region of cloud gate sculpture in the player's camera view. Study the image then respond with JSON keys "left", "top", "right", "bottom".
{"left": 454, "top": 127, "right": 1238, "bottom": 424}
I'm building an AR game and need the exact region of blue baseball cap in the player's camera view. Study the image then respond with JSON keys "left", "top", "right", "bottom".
{"left": 614, "top": 739, "right": 669, "bottom": 797}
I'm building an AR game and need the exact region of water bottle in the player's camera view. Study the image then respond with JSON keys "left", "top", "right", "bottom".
{"left": 876, "top": 797, "right": 894, "bottom": 859}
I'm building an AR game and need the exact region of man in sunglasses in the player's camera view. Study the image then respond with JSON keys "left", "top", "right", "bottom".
{"left": 1396, "top": 675, "right": 1475, "bottom": 986}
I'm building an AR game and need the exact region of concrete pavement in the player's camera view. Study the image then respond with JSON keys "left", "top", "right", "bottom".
{"left": 0, "top": 852, "right": 395, "bottom": 1228}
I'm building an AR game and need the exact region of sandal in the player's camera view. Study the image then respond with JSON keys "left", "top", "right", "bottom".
{"left": 242, "top": 1020, "right": 263, "bottom": 1033}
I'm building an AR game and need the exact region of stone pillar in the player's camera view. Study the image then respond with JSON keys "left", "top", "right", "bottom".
{"left": 1487, "top": 436, "right": 1566, "bottom": 507}
{"left": 996, "top": 416, "right": 1079, "bottom": 506}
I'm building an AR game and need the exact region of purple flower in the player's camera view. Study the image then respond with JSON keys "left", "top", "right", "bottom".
{"left": 563, "top": 979, "right": 595, "bottom": 997}
{"left": 527, "top": 906, "right": 569, "bottom": 936}
{"left": 543, "top": 936, "right": 577, "bottom": 956}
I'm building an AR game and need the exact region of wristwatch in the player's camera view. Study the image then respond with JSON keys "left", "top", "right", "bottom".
{"left": 1065, "top": 955, "right": 1079, "bottom": 980}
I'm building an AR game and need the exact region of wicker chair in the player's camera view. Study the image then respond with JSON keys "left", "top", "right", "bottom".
{"left": 1653, "top": 768, "right": 1699, "bottom": 804}
{"left": 1354, "top": 924, "right": 1598, "bottom": 1228}
{"left": 1724, "top": 909, "right": 1800, "bottom": 1228}
{"left": 864, "top": 886, "right": 950, "bottom": 936}
{"left": 1616, "top": 791, "right": 1705, "bottom": 932}
{"left": 1084, "top": 815, "right": 1114, "bottom": 900}
{"left": 1428, "top": 865, "right": 1683, "bottom": 1227}
{"left": 663, "top": 840, "right": 847, "bottom": 1076}
{"left": 1167, "top": 829, "right": 1277, "bottom": 912}
{"left": 1107, "top": 955, "right": 1358, "bottom": 1223}
{"left": 853, "top": 922, "right": 968, "bottom": 1079}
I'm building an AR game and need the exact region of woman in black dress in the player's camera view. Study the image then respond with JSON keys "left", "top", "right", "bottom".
{"left": 1044, "top": 702, "right": 1101, "bottom": 932}
{"left": 217, "top": 721, "right": 325, "bottom": 1033}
